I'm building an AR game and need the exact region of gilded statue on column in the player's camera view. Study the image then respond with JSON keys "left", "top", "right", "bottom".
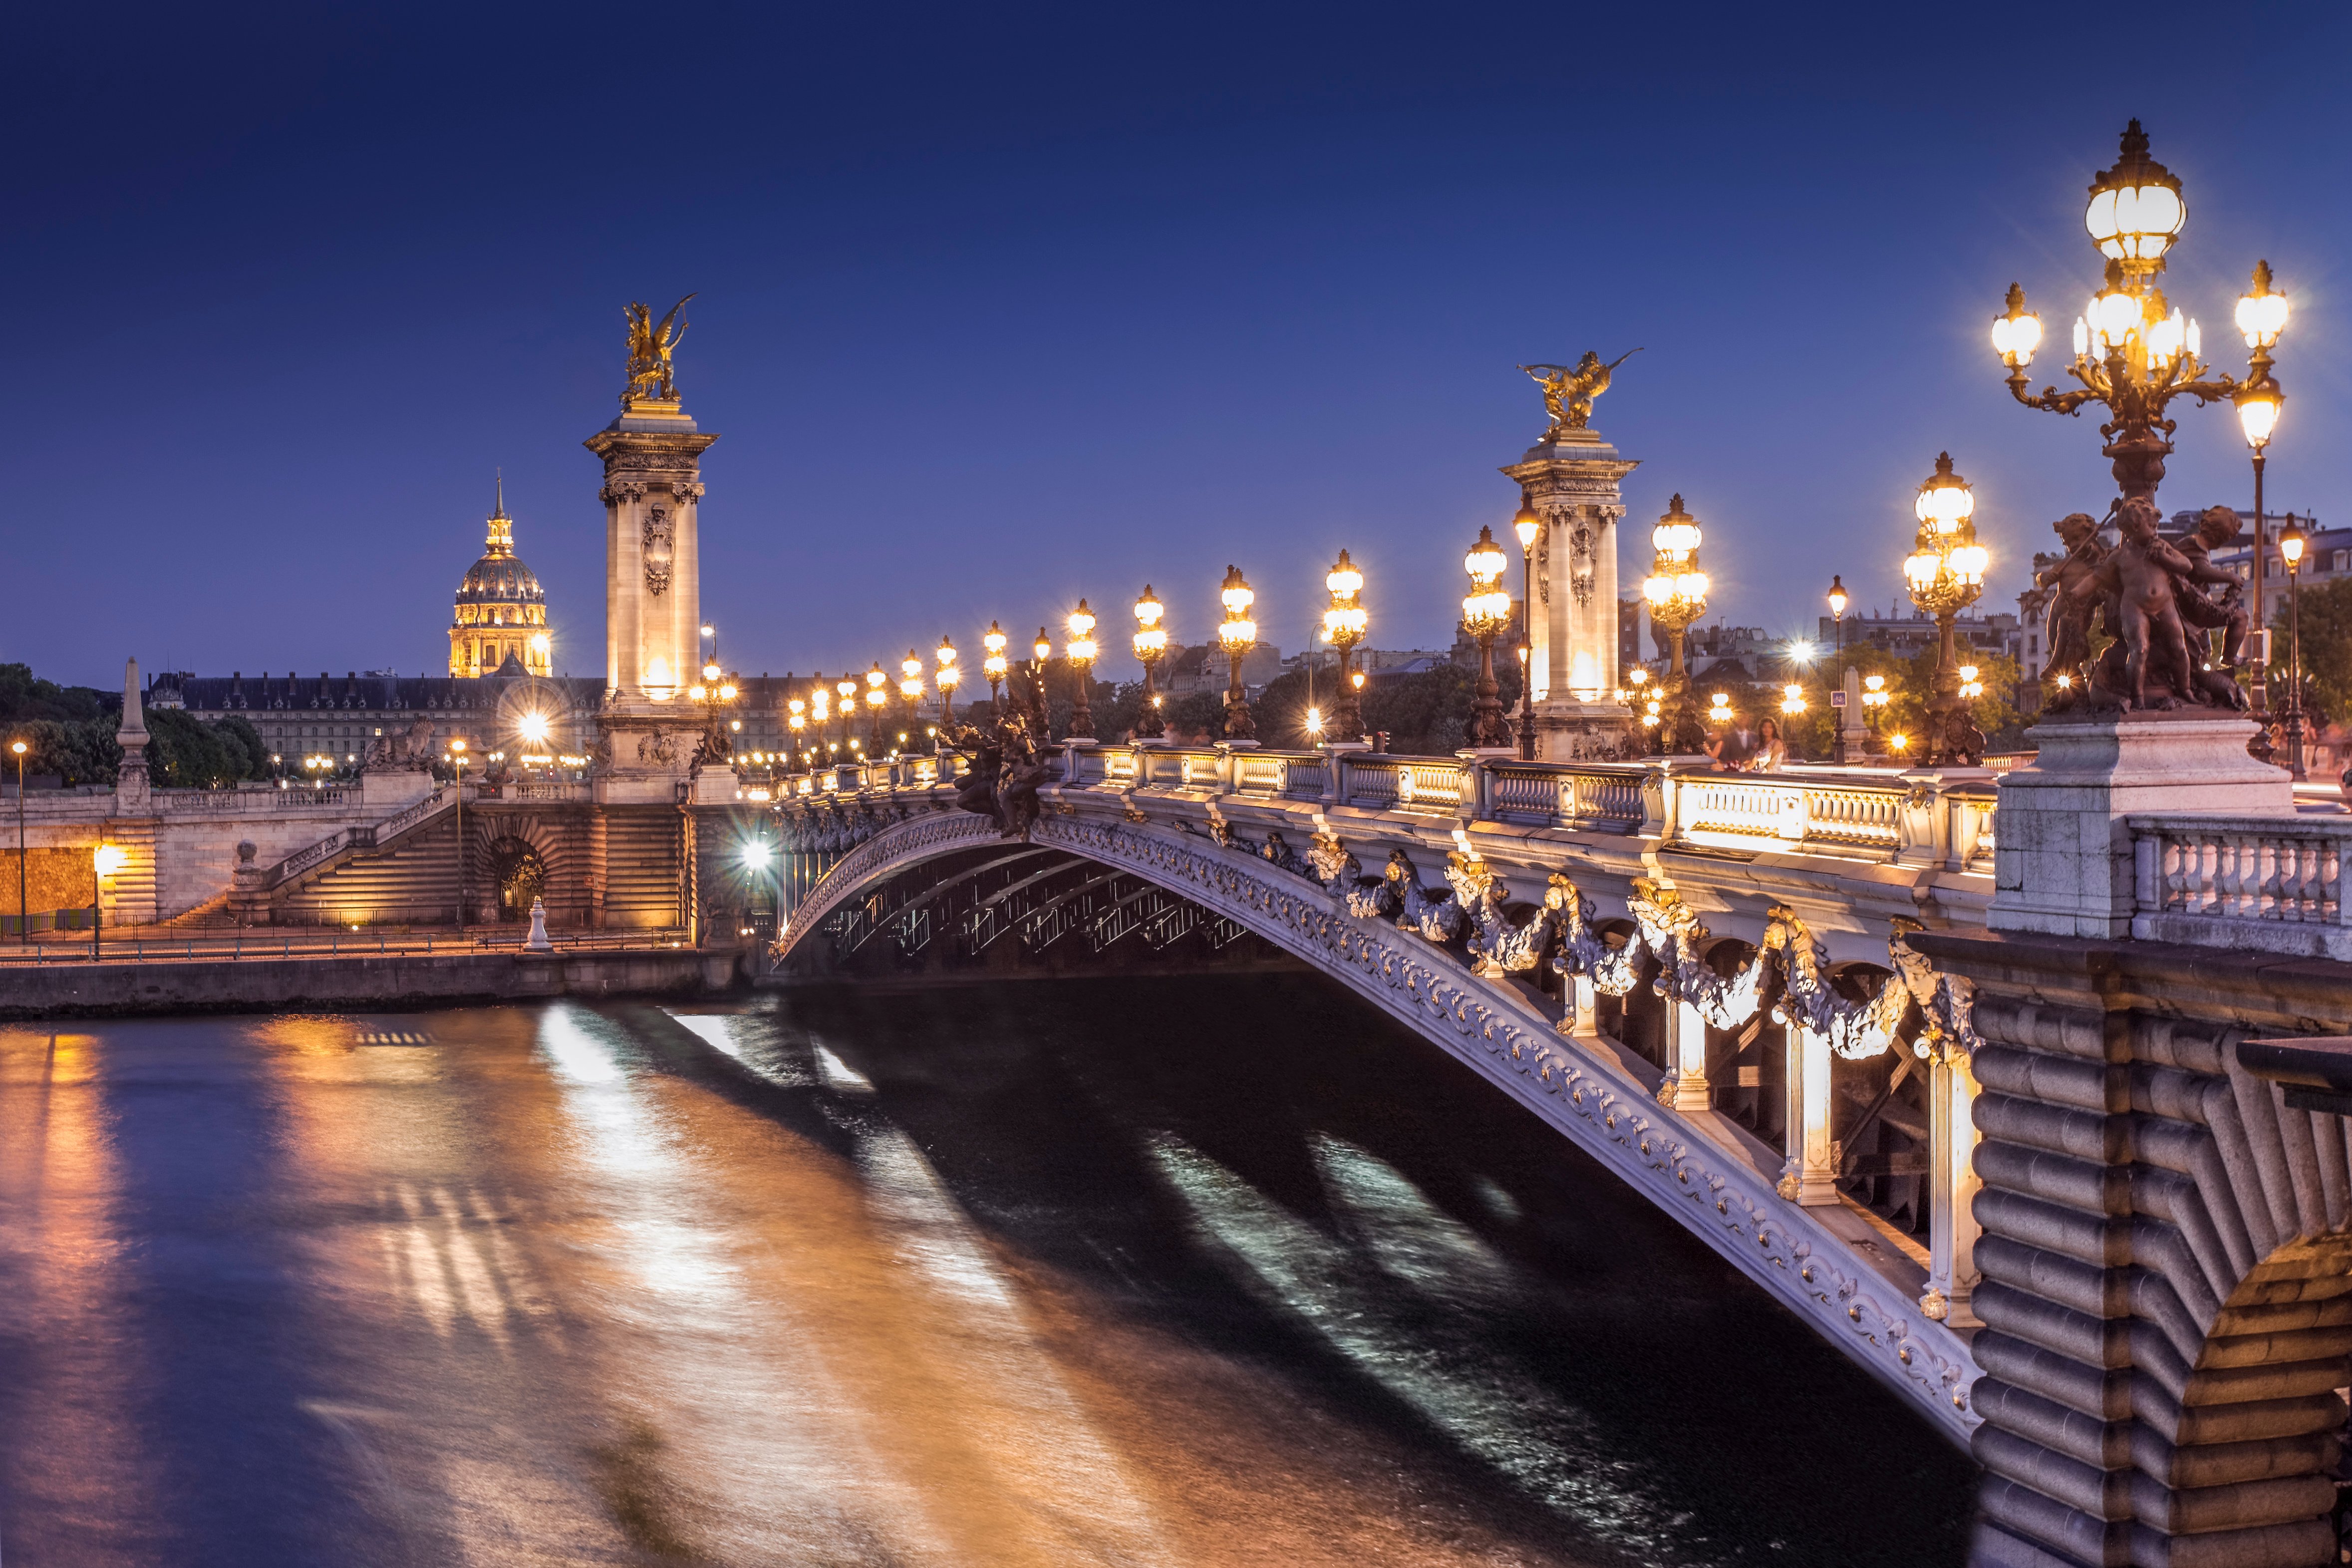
{"left": 621, "top": 294, "right": 695, "bottom": 406}
{"left": 1519, "top": 348, "right": 1642, "bottom": 440}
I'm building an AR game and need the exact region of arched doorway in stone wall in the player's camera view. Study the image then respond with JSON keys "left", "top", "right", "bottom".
{"left": 487, "top": 837, "right": 545, "bottom": 923}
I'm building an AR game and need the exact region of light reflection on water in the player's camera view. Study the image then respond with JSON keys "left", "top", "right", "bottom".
{"left": 0, "top": 984, "right": 1973, "bottom": 1567}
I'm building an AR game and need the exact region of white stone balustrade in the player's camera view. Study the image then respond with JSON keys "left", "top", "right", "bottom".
{"left": 2130, "top": 814, "right": 2352, "bottom": 960}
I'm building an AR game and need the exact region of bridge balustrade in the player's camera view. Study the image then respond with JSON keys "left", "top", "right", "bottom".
{"left": 2130, "top": 812, "right": 2352, "bottom": 958}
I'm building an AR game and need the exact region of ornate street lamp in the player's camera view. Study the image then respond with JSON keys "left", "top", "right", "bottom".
{"left": 1993, "top": 123, "right": 2288, "bottom": 587}
{"left": 1321, "top": 551, "right": 1367, "bottom": 746}
{"left": 1640, "top": 495, "right": 1710, "bottom": 754}
{"left": 934, "top": 637, "right": 959, "bottom": 728}
{"left": 898, "top": 650, "right": 925, "bottom": 753}
{"left": 687, "top": 659, "right": 737, "bottom": 764}
{"left": 1132, "top": 586, "right": 1168, "bottom": 740}
{"left": 864, "top": 663, "right": 888, "bottom": 751}
{"left": 1901, "top": 453, "right": 1991, "bottom": 767}
{"left": 2235, "top": 261, "right": 2289, "bottom": 715}
{"left": 447, "top": 736, "right": 468, "bottom": 933}
{"left": 1461, "top": 525, "right": 1514, "bottom": 749}
{"left": 1217, "top": 565, "right": 1258, "bottom": 743}
{"left": 982, "top": 621, "right": 1009, "bottom": 714}
{"left": 1065, "top": 601, "right": 1098, "bottom": 740}
{"left": 835, "top": 676, "right": 858, "bottom": 751}
{"left": 1511, "top": 493, "right": 1542, "bottom": 759}
{"left": 1028, "top": 628, "right": 1052, "bottom": 736}
{"left": 1826, "top": 575, "right": 1849, "bottom": 763}
{"left": 2281, "top": 519, "right": 2309, "bottom": 780}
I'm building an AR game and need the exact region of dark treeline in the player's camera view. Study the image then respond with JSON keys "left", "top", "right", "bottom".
{"left": 0, "top": 665, "right": 271, "bottom": 788}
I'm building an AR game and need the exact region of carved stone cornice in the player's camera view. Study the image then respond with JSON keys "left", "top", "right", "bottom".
{"left": 770, "top": 806, "right": 1980, "bottom": 1435}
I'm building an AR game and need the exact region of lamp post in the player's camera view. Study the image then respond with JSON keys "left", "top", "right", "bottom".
{"left": 835, "top": 677, "right": 858, "bottom": 752}
{"left": 10, "top": 739, "right": 24, "bottom": 945}
{"left": 1028, "top": 628, "right": 1053, "bottom": 736}
{"left": 1863, "top": 674, "right": 1888, "bottom": 746}
{"left": 2235, "top": 262, "right": 2288, "bottom": 715}
{"left": 1132, "top": 587, "right": 1168, "bottom": 740}
{"left": 1511, "top": 493, "right": 1542, "bottom": 759}
{"left": 982, "top": 621, "right": 1008, "bottom": 717}
{"left": 1827, "top": 574, "right": 1849, "bottom": 764}
{"left": 687, "top": 662, "right": 738, "bottom": 764}
{"left": 898, "top": 650, "right": 924, "bottom": 755}
{"left": 1992, "top": 122, "right": 2288, "bottom": 530}
{"left": 934, "top": 638, "right": 959, "bottom": 733}
{"left": 1901, "top": 453, "right": 1991, "bottom": 768}
{"left": 448, "top": 737, "right": 468, "bottom": 935}
{"left": 864, "top": 663, "right": 888, "bottom": 752}
{"left": 2281, "top": 519, "right": 2309, "bottom": 780}
{"left": 1065, "top": 601, "right": 1098, "bottom": 740}
{"left": 1321, "top": 553, "right": 1367, "bottom": 747}
{"left": 1640, "top": 495, "right": 1710, "bottom": 754}
{"left": 1217, "top": 565, "right": 1258, "bottom": 743}
{"left": 787, "top": 694, "right": 807, "bottom": 773}
{"left": 1461, "top": 525, "right": 1513, "bottom": 749}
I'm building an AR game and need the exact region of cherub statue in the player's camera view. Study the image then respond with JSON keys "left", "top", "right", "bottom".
{"left": 2069, "top": 498, "right": 2203, "bottom": 711}
{"left": 1519, "top": 349, "right": 1643, "bottom": 439}
{"left": 2035, "top": 513, "right": 2110, "bottom": 710}
{"left": 621, "top": 294, "right": 695, "bottom": 406}
{"left": 2171, "top": 506, "right": 2253, "bottom": 709}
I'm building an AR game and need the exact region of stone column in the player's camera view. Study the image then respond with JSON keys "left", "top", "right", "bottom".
{"left": 107, "top": 658, "right": 158, "bottom": 926}
{"left": 586, "top": 395, "right": 719, "bottom": 808}
{"left": 1502, "top": 426, "right": 1638, "bottom": 761}
{"left": 1669, "top": 999, "right": 1711, "bottom": 1112}
{"left": 1920, "top": 1048, "right": 1981, "bottom": 1327}
{"left": 114, "top": 657, "right": 150, "bottom": 813}
{"left": 1779, "top": 1025, "right": 1839, "bottom": 1205}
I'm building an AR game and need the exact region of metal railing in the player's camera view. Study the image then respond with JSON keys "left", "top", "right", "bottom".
{"left": 0, "top": 926, "right": 698, "bottom": 968}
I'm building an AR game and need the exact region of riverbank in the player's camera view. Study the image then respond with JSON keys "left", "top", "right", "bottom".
{"left": 0, "top": 946, "right": 747, "bottom": 1019}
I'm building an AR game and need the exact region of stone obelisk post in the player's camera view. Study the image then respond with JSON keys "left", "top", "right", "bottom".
{"left": 1500, "top": 371, "right": 1639, "bottom": 761}
{"left": 586, "top": 347, "right": 719, "bottom": 806}
{"left": 106, "top": 657, "right": 159, "bottom": 926}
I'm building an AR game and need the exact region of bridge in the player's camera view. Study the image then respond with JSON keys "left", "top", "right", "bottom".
{"left": 762, "top": 721, "right": 2352, "bottom": 1568}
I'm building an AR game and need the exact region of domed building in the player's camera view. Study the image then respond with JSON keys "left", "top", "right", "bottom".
{"left": 448, "top": 481, "right": 552, "bottom": 678}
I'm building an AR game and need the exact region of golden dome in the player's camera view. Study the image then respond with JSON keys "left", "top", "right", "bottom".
{"left": 450, "top": 479, "right": 552, "bottom": 678}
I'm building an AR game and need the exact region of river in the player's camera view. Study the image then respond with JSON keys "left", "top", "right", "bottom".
{"left": 0, "top": 974, "right": 1975, "bottom": 1566}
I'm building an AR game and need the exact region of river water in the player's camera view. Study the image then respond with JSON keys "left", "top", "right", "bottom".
{"left": 0, "top": 974, "right": 1975, "bottom": 1566}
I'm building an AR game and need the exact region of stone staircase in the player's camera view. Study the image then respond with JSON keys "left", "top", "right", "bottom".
{"left": 234, "top": 786, "right": 465, "bottom": 926}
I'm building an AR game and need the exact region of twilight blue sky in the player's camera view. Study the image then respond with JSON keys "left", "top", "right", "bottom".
{"left": 8, "top": 2, "right": 2349, "bottom": 687}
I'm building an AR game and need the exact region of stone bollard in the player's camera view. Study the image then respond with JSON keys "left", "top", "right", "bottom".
{"left": 524, "top": 896, "right": 553, "bottom": 951}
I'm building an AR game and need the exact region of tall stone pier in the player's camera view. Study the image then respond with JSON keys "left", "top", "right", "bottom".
{"left": 1933, "top": 711, "right": 2352, "bottom": 1568}
{"left": 1501, "top": 424, "right": 1638, "bottom": 760}
{"left": 586, "top": 392, "right": 718, "bottom": 805}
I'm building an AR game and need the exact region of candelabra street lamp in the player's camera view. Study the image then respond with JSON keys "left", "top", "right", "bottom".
{"left": 1065, "top": 601, "right": 1098, "bottom": 740}
{"left": 1640, "top": 495, "right": 1710, "bottom": 754}
{"left": 1902, "top": 453, "right": 1991, "bottom": 767}
{"left": 1029, "top": 628, "right": 1052, "bottom": 736}
{"left": 835, "top": 676, "right": 858, "bottom": 752}
{"left": 1993, "top": 122, "right": 2289, "bottom": 644}
{"left": 1217, "top": 565, "right": 1258, "bottom": 743}
{"left": 1132, "top": 586, "right": 1168, "bottom": 740}
{"left": 787, "top": 691, "right": 807, "bottom": 773}
{"left": 2281, "top": 519, "right": 2309, "bottom": 780}
{"left": 864, "top": 664, "right": 888, "bottom": 751}
{"left": 898, "top": 650, "right": 925, "bottom": 754}
{"left": 982, "top": 621, "right": 1009, "bottom": 716}
{"left": 1321, "top": 552, "right": 1367, "bottom": 747}
{"left": 1461, "top": 525, "right": 1514, "bottom": 749}
{"left": 1827, "top": 574, "right": 1849, "bottom": 764}
{"left": 687, "top": 660, "right": 738, "bottom": 765}
{"left": 1511, "top": 493, "right": 1542, "bottom": 760}
{"left": 934, "top": 637, "right": 960, "bottom": 729}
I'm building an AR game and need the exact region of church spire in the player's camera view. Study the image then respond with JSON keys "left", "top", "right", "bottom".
{"left": 485, "top": 470, "right": 514, "bottom": 553}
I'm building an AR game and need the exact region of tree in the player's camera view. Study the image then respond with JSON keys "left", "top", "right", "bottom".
{"left": 2272, "top": 578, "right": 2352, "bottom": 732}
{"left": 0, "top": 663, "right": 112, "bottom": 724}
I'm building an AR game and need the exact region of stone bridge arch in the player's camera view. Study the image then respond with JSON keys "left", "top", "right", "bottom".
{"left": 775, "top": 807, "right": 1984, "bottom": 1440}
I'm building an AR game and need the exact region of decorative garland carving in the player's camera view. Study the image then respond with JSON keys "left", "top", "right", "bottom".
{"left": 642, "top": 507, "right": 674, "bottom": 597}
{"left": 600, "top": 480, "right": 647, "bottom": 508}
{"left": 765, "top": 808, "right": 1982, "bottom": 1433}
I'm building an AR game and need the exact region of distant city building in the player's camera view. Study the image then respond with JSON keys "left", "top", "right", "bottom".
{"left": 1815, "top": 608, "right": 2022, "bottom": 664}
{"left": 1161, "top": 642, "right": 1284, "bottom": 699}
{"left": 449, "top": 483, "right": 552, "bottom": 678}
